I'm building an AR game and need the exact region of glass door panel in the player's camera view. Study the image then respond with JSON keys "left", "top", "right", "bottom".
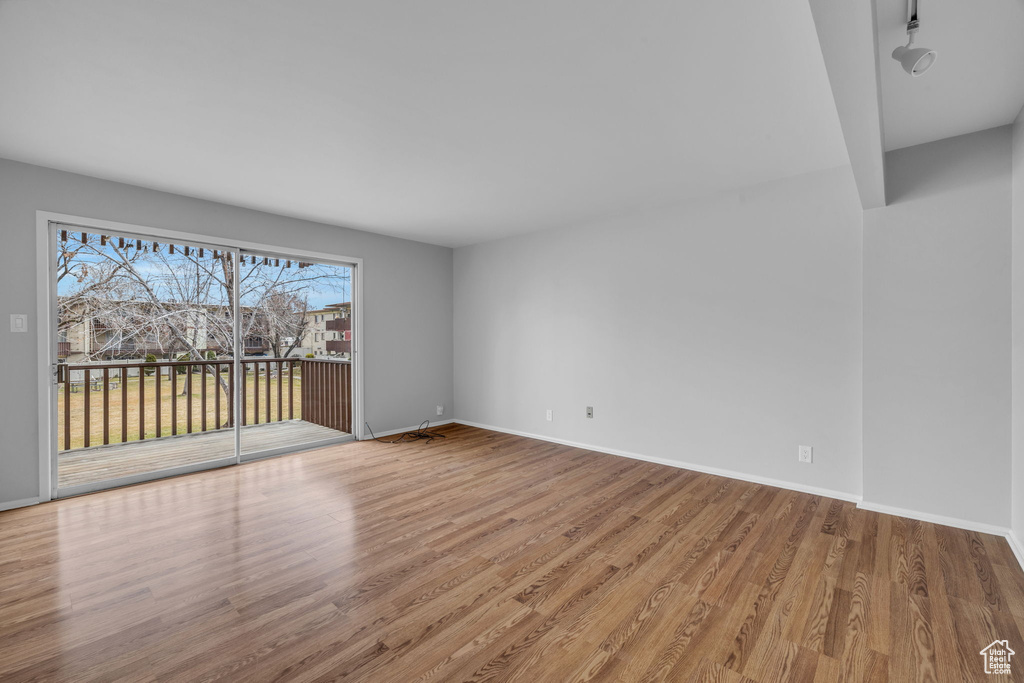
{"left": 53, "top": 225, "right": 238, "bottom": 495}
{"left": 237, "top": 251, "right": 354, "bottom": 460}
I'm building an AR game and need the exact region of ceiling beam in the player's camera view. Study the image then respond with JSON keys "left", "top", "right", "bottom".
{"left": 808, "top": 0, "right": 887, "bottom": 208}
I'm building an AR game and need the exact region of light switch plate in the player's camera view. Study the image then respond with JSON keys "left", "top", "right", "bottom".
{"left": 10, "top": 314, "right": 27, "bottom": 333}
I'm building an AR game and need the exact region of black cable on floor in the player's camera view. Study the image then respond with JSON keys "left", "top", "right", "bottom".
{"left": 365, "top": 419, "right": 448, "bottom": 444}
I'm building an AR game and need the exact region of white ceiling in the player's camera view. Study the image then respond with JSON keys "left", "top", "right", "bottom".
{"left": 877, "top": 0, "right": 1024, "bottom": 151}
{"left": 0, "top": 1, "right": 849, "bottom": 247}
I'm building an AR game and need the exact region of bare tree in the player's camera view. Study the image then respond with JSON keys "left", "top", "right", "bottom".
{"left": 259, "top": 289, "right": 311, "bottom": 358}
{"left": 58, "top": 233, "right": 351, "bottom": 421}
{"left": 56, "top": 238, "right": 140, "bottom": 339}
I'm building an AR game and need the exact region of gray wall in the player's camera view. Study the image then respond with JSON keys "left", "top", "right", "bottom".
{"left": 5, "top": 129, "right": 1019, "bottom": 531}
{"left": 455, "top": 166, "right": 864, "bottom": 498}
{"left": 0, "top": 158, "right": 454, "bottom": 506}
{"left": 1013, "top": 111, "right": 1024, "bottom": 540}
{"left": 864, "top": 127, "right": 1013, "bottom": 527}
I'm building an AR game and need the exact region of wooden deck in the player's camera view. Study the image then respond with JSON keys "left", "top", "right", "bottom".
{"left": 57, "top": 420, "right": 346, "bottom": 489}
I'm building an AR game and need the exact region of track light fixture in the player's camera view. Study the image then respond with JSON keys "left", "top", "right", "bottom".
{"left": 892, "top": 0, "right": 937, "bottom": 77}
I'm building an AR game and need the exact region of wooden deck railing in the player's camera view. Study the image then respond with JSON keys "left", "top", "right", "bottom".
{"left": 301, "top": 359, "right": 353, "bottom": 434}
{"left": 58, "top": 358, "right": 352, "bottom": 451}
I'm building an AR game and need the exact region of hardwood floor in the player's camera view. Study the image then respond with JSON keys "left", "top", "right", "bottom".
{"left": 57, "top": 420, "right": 347, "bottom": 489}
{"left": 2, "top": 424, "right": 1023, "bottom": 682}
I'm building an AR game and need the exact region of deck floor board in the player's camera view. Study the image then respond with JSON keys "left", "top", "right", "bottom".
{"left": 57, "top": 420, "right": 345, "bottom": 489}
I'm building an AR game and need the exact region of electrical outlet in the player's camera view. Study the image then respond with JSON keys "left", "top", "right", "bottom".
{"left": 436, "top": 405, "right": 444, "bottom": 416}
{"left": 586, "top": 406, "right": 593, "bottom": 419}
{"left": 798, "top": 445, "right": 813, "bottom": 463}
{"left": 546, "top": 409, "right": 553, "bottom": 421}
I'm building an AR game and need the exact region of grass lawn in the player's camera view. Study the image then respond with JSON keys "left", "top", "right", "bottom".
{"left": 58, "top": 370, "right": 303, "bottom": 451}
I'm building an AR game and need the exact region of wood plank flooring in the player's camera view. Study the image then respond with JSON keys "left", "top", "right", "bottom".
{"left": 58, "top": 420, "right": 346, "bottom": 489}
{"left": 3, "top": 424, "right": 1024, "bottom": 681}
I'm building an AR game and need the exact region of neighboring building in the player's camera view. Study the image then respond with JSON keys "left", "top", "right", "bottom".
{"left": 303, "top": 302, "right": 351, "bottom": 358}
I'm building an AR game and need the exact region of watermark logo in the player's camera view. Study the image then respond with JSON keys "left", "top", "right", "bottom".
{"left": 980, "top": 640, "right": 1015, "bottom": 675}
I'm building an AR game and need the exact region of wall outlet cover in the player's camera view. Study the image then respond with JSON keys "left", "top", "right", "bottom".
{"left": 798, "top": 445, "right": 813, "bottom": 463}
{"left": 546, "top": 409, "right": 553, "bottom": 421}
{"left": 436, "top": 405, "right": 444, "bottom": 416}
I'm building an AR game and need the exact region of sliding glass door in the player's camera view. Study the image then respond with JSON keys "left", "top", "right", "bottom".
{"left": 49, "top": 222, "right": 355, "bottom": 497}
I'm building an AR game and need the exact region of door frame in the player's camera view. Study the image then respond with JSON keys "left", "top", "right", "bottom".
{"left": 35, "top": 210, "right": 365, "bottom": 502}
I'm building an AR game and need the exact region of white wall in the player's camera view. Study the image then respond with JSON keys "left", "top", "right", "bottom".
{"left": 863, "top": 126, "right": 1013, "bottom": 528}
{"left": 0, "top": 158, "right": 454, "bottom": 507}
{"left": 455, "top": 166, "right": 864, "bottom": 498}
{"left": 1013, "top": 111, "right": 1024, "bottom": 541}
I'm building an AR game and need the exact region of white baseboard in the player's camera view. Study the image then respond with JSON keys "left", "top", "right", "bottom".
{"left": 453, "top": 419, "right": 861, "bottom": 503}
{"left": 856, "top": 499, "right": 1011, "bottom": 537}
{"left": 1005, "top": 530, "right": 1024, "bottom": 571}
{"left": 367, "top": 419, "right": 454, "bottom": 440}
{"left": 0, "top": 497, "right": 40, "bottom": 513}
